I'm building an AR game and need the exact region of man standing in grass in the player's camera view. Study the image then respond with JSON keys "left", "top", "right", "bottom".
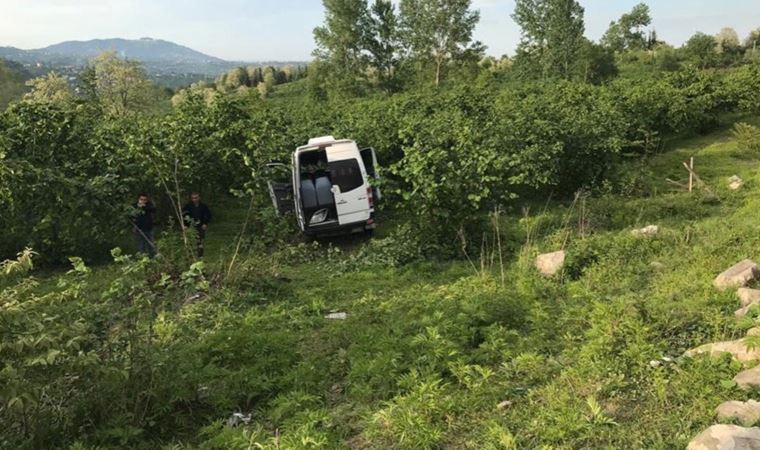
{"left": 131, "top": 193, "right": 157, "bottom": 257}
{"left": 182, "top": 192, "right": 212, "bottom": 257}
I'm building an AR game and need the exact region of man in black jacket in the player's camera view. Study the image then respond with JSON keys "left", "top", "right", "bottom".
{"left": 182, "top": 192, "right": 212, "bottom": 257}
{"left": 130, "top": 194, "right": 156, "bottom": 257}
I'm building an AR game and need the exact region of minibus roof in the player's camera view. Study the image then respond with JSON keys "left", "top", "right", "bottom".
{"left": 296, "top": 138, "right": 356, "bottom": 153}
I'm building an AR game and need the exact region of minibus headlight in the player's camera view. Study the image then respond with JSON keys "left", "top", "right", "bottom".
{"left": 310, "top": 209, "right": 328, "bottom": 225}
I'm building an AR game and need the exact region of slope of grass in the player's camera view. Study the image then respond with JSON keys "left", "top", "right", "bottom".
{"left": 3, "top": 119, "right": 760, "bottom": 449}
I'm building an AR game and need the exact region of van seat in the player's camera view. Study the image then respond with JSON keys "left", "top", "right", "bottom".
{"left": 314, "top": 175, "right": 334, "bottom": 207}
{"left": 300, "top": 177, "right": 318, "bottom": 209}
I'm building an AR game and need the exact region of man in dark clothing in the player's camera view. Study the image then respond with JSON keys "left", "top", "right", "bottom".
{"left": 182, "top": 192, "right": 212, "bottom": 257}
{"left": 130, "top": 194, "right": 156, "bottom": 257}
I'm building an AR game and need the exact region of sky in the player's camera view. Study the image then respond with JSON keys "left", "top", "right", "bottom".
{"left": 0, "top": 0, "right": 758, "bottom": 61}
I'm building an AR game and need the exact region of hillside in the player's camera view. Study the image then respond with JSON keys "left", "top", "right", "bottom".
{"left": 38, "top": 38, "right": 239, "bottom": 84}
{"left": 0, "top": 38, "right": 300, "bottom": 86}
{"left": 39, "top": 38, "right": 224, "bottom": 63}
{"left": 0, "top": 58, "right": 29, "bottom": 107}
{"left": 3, "top": 118, "right": 760, "bottom": 448}
{"left": 0, "top": 37, "right": 223, "bottom": 64}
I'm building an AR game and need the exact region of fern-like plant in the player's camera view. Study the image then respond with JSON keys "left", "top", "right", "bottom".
{"left": 732, "top": 122, "right": 760, "bottom": 153}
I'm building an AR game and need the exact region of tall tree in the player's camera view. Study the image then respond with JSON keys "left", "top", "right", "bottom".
{"left": 684, "top": 32, "right": 717, "bottom": 69}
{"left": 715, "top": 27, "right": 740, "bottom": 53}
{"left": 512, "top": 0, "right": 585, "bottom": 80}
{"left": 746, "top": 28, "right": 760, "bottom": 51}
{"left": 313, "top": 0, "right": 369, "bottom": 88}
{"left": 399, "top": 0, "right": 482, "bottom": 86}
{"left": 91, "top": 52, "right": 153, "bottom": 116}
{"left": 601, "top": 3, "right": 652, "bottom": 51}
{"left": 225, "top": 67, "right": 250, "bottom": 90}
{"left": 365, "top": 0, "right": 400, "bottom": 90}
{"left": 600, "top": 21, "right": 625, "bottom": 53}
{"left": 714, "top": 27, "right": 742, "bottom": 66}
{"left": 746, "top": 28, "right": 760, "bottom": 62}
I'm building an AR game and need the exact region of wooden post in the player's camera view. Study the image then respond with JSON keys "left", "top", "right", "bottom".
{"left": 688, "top": 157, "right": 694, "bottom": 193}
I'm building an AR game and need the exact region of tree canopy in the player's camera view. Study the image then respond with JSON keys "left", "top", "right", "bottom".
{"left": 601, "top": 3, "right": 652, "bottom": 52}
{"left": 512, "top": 0, "right": 586, "bottom": 80}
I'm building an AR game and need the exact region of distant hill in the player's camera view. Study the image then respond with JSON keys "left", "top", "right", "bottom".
{"left": 39, "top": 37, "right": 225, "bottom": 63}
{"left": 0, "top": 38, "right": 306, "bottom": 89}
{"left": 0, "top": 37, "right": 224, "bottom": 64}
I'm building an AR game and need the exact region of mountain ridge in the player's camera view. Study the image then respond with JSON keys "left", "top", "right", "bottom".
{"left": 1, "top": 37, "right": 227, "bottom": 64}
{"left": 0, "top": 37, "right": 307, "bottom": 88}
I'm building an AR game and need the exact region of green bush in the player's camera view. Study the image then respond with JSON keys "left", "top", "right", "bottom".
{"left": 732, "top": 122, "right": 760, "bottom": 153}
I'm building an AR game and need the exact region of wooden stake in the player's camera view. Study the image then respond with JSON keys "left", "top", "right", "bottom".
{"left": 681, "top": 160, "right": 719, "bottom": 199}
{"left": 688, "top": 157, "right": 694, "bottom": 193}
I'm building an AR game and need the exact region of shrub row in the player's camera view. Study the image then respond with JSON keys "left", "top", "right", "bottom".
{"left": 2, "top": 65, "right": 759, "bottom": 259}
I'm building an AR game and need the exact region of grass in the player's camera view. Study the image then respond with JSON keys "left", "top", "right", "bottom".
{"left": 5, "top": 117, "right": 760, "bottom": 449}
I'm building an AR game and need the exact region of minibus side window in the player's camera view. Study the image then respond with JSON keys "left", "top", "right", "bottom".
{"left": 329, "top": 159, "right": 363, "bottom": 192}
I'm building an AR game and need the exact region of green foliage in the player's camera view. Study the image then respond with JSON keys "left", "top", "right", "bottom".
{"left": 0, "top": 101, "right": 139, "bottom": 261}
{"left": 5, "top": 60, "right": 760, "bottom": 260}
{"left": 314, "top": 0, "right": 370, "bottom": 94}
{"left": 0, "top": 248, "right": 37, "bottom": 277}
{"left": 723, "top": 65, "right": 760, "bottom": 114}
{"left": 90, "top": 52, "right": 157, "bottom": 116}
{"left": 5, "top": 4, "right": 760, "bottom": 449}
{"left": 601, "top": 3, "right": 652, "bottom": 52}
{"left": 333, "top": 223, "right": 434, "bottom": 271}
{"left": 399, "top": 0, "right": 483, "bottom": 86}
{"left": 3, "top": 117, "right": 760, "bottom": 448}
{"left": 367, "top": 376, "right": 452, "bottom": 449}
{"left": 207, "top": 64, "right": 302, "bottom": 97}
{"left": 578, "top": 39, "right": 619, "bottom": 84}
{"left": 23, "top": 72, "right": 74, "bottom": 104}
{"left": 512, "top": 0, "right": 586, "bottom": 80}
{"left": 684, "top": 32, "right": 718, "bottom": 69}
{"left": 732, "top": 122, "right": 760, "bottom": 153}
{"left": 365, "top": 0, "right": 400, "bottom": 91}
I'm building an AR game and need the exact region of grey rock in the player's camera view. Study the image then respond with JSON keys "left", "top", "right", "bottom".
{"left": 735, "top": 365, "right": 760, "bottom": 391}
{"left": 686, "top": 339, "right": 760, "bottom": 362}
{"left": 729, "top": 176, "right": 745, "bottom": 191}
{"left": 632, "top": 225, "right": 659, "bottom": 237}
{"left": 716, "top": 400, "right": 760, "bottom": 426}
{"left": 536, "top": 250, "right": 565, "bottom": 276}
{"left": 496, "top": 400, "right": 513, "bottom": 410}
{"left": 714, "top": 260, "right": 760, "bottom": 291}
{"left": 739, "top": 289, "right": 760, "bottom": 307}
{"left": 687, "top": 424, "right": 760, "bottom": 449}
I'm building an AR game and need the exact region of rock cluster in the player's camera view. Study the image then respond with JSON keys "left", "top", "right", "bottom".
{"left": 716, "top": 400, "right": 760, "bottom": 426}
{"left": 686, "top": 338, "right": 760, "bottom": 362}
{"left": 713, "top": 260, "right": 760, "bottom": 291}
{"left": 687, "top": 424, "right": 760, "bottom": 450}
{"left": 687, "top": 260, "right": 760, "bottom": 449}
{"left": 734, "top": 365, "right": 760, "bottom": 391}
{"left": 736, "top": 289, "right": 760, "bottom": 317}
